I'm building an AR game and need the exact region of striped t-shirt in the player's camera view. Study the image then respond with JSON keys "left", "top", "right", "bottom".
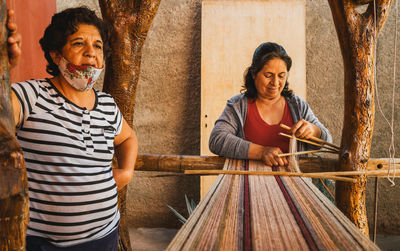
{"left": 11, "top": 79, "right": 122, "bottom": 247}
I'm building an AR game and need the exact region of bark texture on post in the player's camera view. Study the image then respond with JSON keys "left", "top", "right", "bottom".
{"left": 328, "top": 0, "right": 392, "bottom": 235}
{"left": 0, "top": 1, "right": 29, "bottom": 250}
{"left": 98, "top": 1, "right": 162, "bottom": 250}
{"left": 0, "top": 125, "right": 28, "bottom": 251}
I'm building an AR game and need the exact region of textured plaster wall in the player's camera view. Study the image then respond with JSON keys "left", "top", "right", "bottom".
{"left": 57, "top": 0, "right": 399, "bottom": 234}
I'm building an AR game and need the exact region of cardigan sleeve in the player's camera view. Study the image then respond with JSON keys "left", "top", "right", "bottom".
{"left": 209, "top": 101, "right": 250, "bottom": 159}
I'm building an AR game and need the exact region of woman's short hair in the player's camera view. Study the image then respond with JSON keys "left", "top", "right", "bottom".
{"left": 39, "top": 7, "right": 109, "bottom": 76}
{"left": 242, "top": 42, "right": 293, "bottom": 98}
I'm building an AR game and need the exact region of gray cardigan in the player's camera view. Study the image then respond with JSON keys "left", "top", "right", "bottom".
{"left": 209, "top": 94, "right": 332, "bottom": 159}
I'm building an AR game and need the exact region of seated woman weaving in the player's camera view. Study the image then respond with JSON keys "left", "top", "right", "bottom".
{"left": 209, "top": 42, "right": 332, "bottom": 168}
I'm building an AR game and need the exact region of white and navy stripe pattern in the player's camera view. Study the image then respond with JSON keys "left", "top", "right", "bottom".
{"left": 12, "top": 79, "right": 122, "bottom": 247}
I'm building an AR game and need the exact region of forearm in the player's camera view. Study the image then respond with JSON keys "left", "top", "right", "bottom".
{"left": 247, "top": 143, "right": 264, "bottom": 160}
{"left": 113, "top": 133, "right": 138, "bottom": 190}
{"left": 209, "top": 132, "right": 251, "bottom": 159}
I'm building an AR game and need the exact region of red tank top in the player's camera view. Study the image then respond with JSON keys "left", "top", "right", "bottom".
{"left": 244, "top": 98, "right": 294, "bottom": 153}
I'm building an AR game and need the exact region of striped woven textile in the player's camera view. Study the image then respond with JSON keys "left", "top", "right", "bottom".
{"left": 167, "top": 159, "right": 379, "bottom": 250}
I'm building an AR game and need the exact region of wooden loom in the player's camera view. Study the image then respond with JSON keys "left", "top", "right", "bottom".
{"left": 167, "top": 0, "right": 395, "bottom": 248}
{"left": 167, "top": 159, "right": 379, "bottom": 250}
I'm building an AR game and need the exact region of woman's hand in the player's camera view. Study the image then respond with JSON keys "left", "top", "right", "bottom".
{"left": 261, "top": 146, "right": 288, "bottom": 167}
{"left": 7, "top": 9, "right": 22, "bottom": 69}
{"left": 248, "top": 143, "right": 287, "bottom": 167}
{"left": 290, "top": 119, "right": 321, "bottom": 140}
{"left": 112, "top": 168, "right": 134, "bottom": 191}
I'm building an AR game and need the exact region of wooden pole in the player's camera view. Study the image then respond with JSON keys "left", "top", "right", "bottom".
{"left": 328, "top": 0, "right": 393, "bottom": 236}
{"left": 184, "top": 169, "right": 358, "bottom": 183}
{"left": 184, "top": 168, "right": 398, "bottom": 180}
{"left": 98, "top": 1, "right": 162, "bottom": 250}
{"left": 134, "top": 154, "right": 399, "bottom": 173}
{"left": 0, "top": 1, "right": 29, "bottom": 250}
{"left": 135, "top": 154, "right": 226, "bottom": 172}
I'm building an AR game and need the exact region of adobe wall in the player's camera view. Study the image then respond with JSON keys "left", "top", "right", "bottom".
{"left": 58, "top": 0, "right": 399, "bottom": 234}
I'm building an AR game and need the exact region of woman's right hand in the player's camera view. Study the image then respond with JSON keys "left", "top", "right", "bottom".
{"left": 248, "top": 143, "right": 288, "bottom": 167}
{"left": 7, "top": 9, "right": 22, "bottom": 69}
{"left": 261, "top": 146, "right": 288, "bottom": 167}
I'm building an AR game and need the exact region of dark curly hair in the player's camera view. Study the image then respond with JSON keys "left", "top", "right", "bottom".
{"left": 242, "top": 42, "right": 293, "bottom": 99}
{"left": 39, "top": 6, "right": 109, "bottom": 76}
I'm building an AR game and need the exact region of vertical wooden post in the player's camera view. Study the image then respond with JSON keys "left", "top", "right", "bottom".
{"left": 328, "top": 0, "right": 393, "bottom": 236}
{"left": 98, "top": 1, "right": 162, "bottom": 250}
{"left": 0, "top": 1, "right": 29, "bottom": 250}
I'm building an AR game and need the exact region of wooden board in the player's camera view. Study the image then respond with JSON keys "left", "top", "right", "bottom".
{"left": 200, "top": 0, "right": 306, "bottom": 198}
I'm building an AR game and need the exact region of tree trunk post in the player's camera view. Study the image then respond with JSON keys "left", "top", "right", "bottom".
{"left": 0, "top": 1, "right": 29, "bottom": 250}
{"left": 328, "top": 0, "right": 393, "bottom": 236}
{"left": 98, "top": 1, "right": 162, "bottom": 250}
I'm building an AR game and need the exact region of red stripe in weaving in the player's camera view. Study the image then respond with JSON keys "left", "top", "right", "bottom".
{"left": 273, "top": 167, "right": 318, "bottom": 251}
{"left": 243, "top": 160, "right": 252, "bottom": 251}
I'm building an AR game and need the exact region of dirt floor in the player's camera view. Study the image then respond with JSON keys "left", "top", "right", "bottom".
{"left": 129, "top": 228, "right": 178, "bottom": 251}
{"left": 129, "top": 228, "right": 400, "bottom": 251}
{"left": 375, "top": 235, "right": 400, "bottom": 251}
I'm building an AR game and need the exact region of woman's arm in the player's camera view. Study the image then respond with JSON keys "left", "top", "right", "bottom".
{"left": 7, "top": 9, "right": 22, "bottom": 126}
{"left": 7, "top": 9, "right": 21, "bottom": 69}
{"left": 113, "top": 118, "right": 138, "bottom": 190}
{"left": 11, "top": 91, "right": 21, "bottom": 126}
{"left": 209, "top": 102, "right": 250, "bottom": 159}
{"left": 293, "top": 95, "right": 333, "bottom": 146}
{"left": 209, "top": 107, "right": 288, "bottom": 166}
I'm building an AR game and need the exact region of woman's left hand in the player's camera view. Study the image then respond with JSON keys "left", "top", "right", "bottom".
{"left": 290, "top": 119, "right": 321, "bottom": 139}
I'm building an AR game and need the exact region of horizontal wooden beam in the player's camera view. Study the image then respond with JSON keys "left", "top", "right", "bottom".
{"left": 134, "top": 154, "right": 398, "bottom": 173}
{"left": 366, "top": 158, "right": 400, "bottom": 170}
{"left": 135, "top": 154, "right": 226, "bottom": 172}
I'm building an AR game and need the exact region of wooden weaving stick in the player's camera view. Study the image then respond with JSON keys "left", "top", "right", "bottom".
{"left": 278, "top": 149, "right": 338, "bottom": 157}
{"left": 307, "top": 169, "right": 400, "bottom": 177}
{"left": 279, "top": 132, "right": 339, "bottom": 153}
{"left": 280, "top": 123, "right": 341, "bottom": 150}
{"left": 185, "top": 170, "right": 357, "bottom": 182}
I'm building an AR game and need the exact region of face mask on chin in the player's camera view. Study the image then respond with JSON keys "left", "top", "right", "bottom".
{"left": 58, "top": 57, "right": 104, "bottom": 91}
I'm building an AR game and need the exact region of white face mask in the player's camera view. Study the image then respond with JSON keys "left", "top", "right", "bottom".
{"left": 58, "top": 57, "right": 104, "bottom": 91}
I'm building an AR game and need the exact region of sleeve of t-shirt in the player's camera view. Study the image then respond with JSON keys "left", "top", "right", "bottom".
{"left": 114, "top": 105, "right": 123, "bottom": 136}
{"left": 106, "top": 95, "right": 123, "bottom": 136}
{"left": 11, "top": 80, "right": 40, "bottom": 129}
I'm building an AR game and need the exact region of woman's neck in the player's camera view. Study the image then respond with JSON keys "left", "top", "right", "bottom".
{"left": 51, "top": 76, "right": 96, "bottom": 110}
{"left": 254, "top": 95, "right": 285, "bottom": 125}
{"left": 255, "top": 95, "right": 283, "bottom": 106}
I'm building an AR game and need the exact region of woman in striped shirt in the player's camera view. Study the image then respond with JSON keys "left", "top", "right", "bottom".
{"left": 7, "top": 7, "right": 138, "bottom": 251}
